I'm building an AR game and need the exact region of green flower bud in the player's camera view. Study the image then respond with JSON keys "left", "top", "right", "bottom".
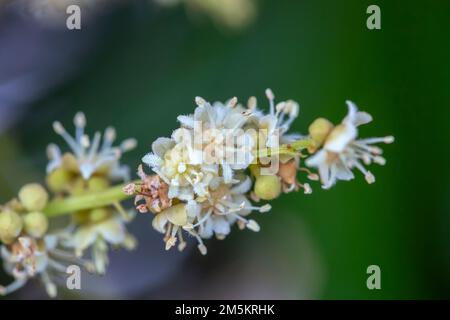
{"left": 0, "top": 211, "right": 23, "bottom": 244}
{"left": 73, "top": 210, "right": 90, "bottom": 224}
{"left": 308, "top": 118, "right": 334, "bottom": 148}
{"left": 165, "top": 204, "right": 187, "bottom": 226}
{"left": 46, "top": 168, "right": 72, "bottom": 193}
{"left": 71, "top": 177, "right": 87, "bottom": 196}
{"left": 18, "top": 183, "right": 49, "bottom": 211}
{"left": 23, "top": 211, "right": 48, "bottom": 238}
{"left": 254, "top": 175, "right": 281, "bottom": 200}
{"left": 89, "top": 208, "right": 110, "bottom": 223}
{"left": 87, "top": 177, "right": 109, "bottom": 192}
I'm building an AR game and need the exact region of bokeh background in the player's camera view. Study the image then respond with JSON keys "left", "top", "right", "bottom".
{"left": 1, "top": 0, "right": 449, "bottom": 299}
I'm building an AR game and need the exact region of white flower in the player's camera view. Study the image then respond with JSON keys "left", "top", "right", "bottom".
{"left": 0, "top": 235, "right": 94, "bottom": 297}
{"left": 187, "top": 176, "right": 271, "bottom": 240}
{"left": 306, "top": 101, "right": 394, "bottom": 189}
{"left": 62, "top": 215, "right": 136, "bottom": 274}
{"left": 151, "top": 202, "right": 206, "bottom": 254}
{"left": 47, "top": 112, "right": 136, "bottom": 181}
{"left": 142, "top": 136, "right": 217, "bottom": 201}
{"left": 150, "top": 175, "right": 270, "bottom": 255}
{"left": 177, "top": 96, "right": 255, "bottom": 183}
{"left": 254, "top": 89, "right": 303, "bottom": 148}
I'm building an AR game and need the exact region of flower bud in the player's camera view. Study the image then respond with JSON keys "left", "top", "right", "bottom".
{"left": 23, "top": 211, "right": 48, "bottom": 238}
{"left": 89, "top": 208, "right": 110, "bottom": 223}
{"left": 165, "top": 204, "right": 188, "bottom": 226}
{"left": 254, "top": 175, "right": 281, "bottom": 200}
{"left": 46, "top": 168, "right": 72, "bottom": 193}
{"left": 73, "top": 210, "right": 90, "bottom": 224}
{"left": 88, "top": 177, "right": 109, "bottom": 192}
{"left": 0, "top": 211, "right": 23, "bottom": 244}
{"left": 308, "top": 118, "right": 334, "bottom": 147}
{"left": 18, "top": 183, "right": 49, "bottom": 211}
{"left": 71, "top": 177, "right": 87, "bottom": 196}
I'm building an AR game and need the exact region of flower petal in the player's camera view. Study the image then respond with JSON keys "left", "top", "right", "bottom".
{"left": 97, "top": 218, "right": 126, "bottom": 245}
{"left": 151, "top": 137, "right": 175, "bottom": 158}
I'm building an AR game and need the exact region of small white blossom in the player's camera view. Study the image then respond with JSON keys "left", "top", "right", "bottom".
{"left": 190, "top": 176, "right": 271, "bottom": 240}
{"left": 254, "top": 89, "right": 303, "bottom": 148}
{"left": 142, "top": 136, "right": 217, "bottom": 201}
{"left": 177, "top": 97, "right": 255, "bottom": 183}
{"left": 306, "top": 101, "right": 394, "bottom": 189}
{"left": 0, "top": 235, "right": 94, "bottom": 297}
{"left": 47, "top": 112, "right": 136, "bottom": 181}
{"left": 62, "top": 214, "right": 136, "bottom": 274}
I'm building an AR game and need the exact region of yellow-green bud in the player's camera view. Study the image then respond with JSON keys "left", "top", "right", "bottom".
{"left": 0, "top": 211, "right": 23, "bottom": 244}
{"left": 308, "top": 118, "right": 334, "bottom": 147}
{"left": 46, "top": 168, "right": 72, "bottom": 193}
{"left": 165, "top": 204, "right": 188, "bottom": 226}
{"left": 89, "top": 208, "right": 110, "bottom": 223}
{"left": 73, "top": 210, "right": 90, "bottom": 224}
{"left": 87, "top": 177, "right": 109, "bottom": 192}
{"left": 23, "top": 211, "right": 48, "bottom": 238}
{"left": 71, "top": 177, "right": 87, "bottom": 196}
{"left": 18, "top": 183, "right": 49, "bottom": 211}
{"left": 254, "top": 175, "right": 281, "bottom": 200}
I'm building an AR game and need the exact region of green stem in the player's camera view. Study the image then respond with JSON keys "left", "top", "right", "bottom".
{"left": 43, "top": 182, "right": 135, "bottom": 218}
{"left": 257, "top": 138, "right": 312, "bottom": 158}
{"left": 43, "top": 139, "right": 313, "bottom": 218}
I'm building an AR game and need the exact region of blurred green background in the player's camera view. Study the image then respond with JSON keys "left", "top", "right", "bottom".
{"left": 1, "top": 0, "right": 449, "bottom": 299}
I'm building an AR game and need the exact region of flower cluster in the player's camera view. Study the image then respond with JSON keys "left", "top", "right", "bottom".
{"left": 306, "top": 101, "right": 394, "bottom": 189}
{"left": 1, "top": 113, "right": 136, "bottom": 296}
{"left": 47, "top": 113, "right": 137, "bottom": 274}
{"left": 126, "top": 89, "right": 391, "bottom": 255}
{"left": 0, "top": 90, "right": 394, "bottom": 297}
{"left": 0, "top": 184, "right": 94, "bottom": 297}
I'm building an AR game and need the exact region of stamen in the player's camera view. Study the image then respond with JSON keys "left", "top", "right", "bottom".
{"left": 365, "top": 171, "right": 375, "bottom": 184}
{"left": 353, "top": 160, "right": 375, "bottom": 184}
{"left": 50, "top": 251, "right": 96, "bottom": 273}
{"left": 53, "top": 121, "right": 83, "bottom": 156}
{"left": 104, "top": 127, "right": 116, "bottom": 143}
{"left": 275, "top": 101, "right": 286, "bottom": 115}
{"left": 198, "top": 244, "right": 207, "bottom": 255}
{"left": 41, "top": 271, "right": 57, "bottom": 298}
{"left": 299, "top": 167, "right": 319, "bottom": 181}
{"left": 247, "top": 96, "right": 257, "bottom": 109}
{"left": 120, "top": 138, "right": 137, "bottom": 152}
{"left": 74, "top": 112, "right": 86, "bottom": 128}
{"left": 186, "top": 229, "right": 207, "bottom": 255}
{"left": 358, "top": 136, "right": 394, "bottom": 144}
{"left": 301, "top": 182, "right": 312, "bottom": 194}
{"left": 52, "top": 121, "right": 65, "bottom": 135}
{"left": 228, "top": 96, "right": 238, "bottom": 108}
{"left": 88, "top": 132, "right": 101, "bottom": 160}
{"left": 373, "top": 156, "right": 386, "bottom": 165}
{"left": 80, "top": 135, "right": 90, "bottom": 149}
{"left": 246, "top": 219, "right": 260, "bottom": 232}
{"left": 285, "top": 100, "right": 299, "bottom": 117}
{"left": 259, "top": 204, "right": 272, "bottom": 212}
{"left": 265, "top": 88, "right": 275, "bottom": 115}
{"left": 177, "top": 229, "right": 186, "bottom": 251}
{"left": 195, "top": 96, "right": 206, "bottom": 106}
{"left": 185, "top": 212, "right": 212, "bottom": 230}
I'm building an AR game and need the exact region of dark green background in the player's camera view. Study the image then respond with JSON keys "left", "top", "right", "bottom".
{"left": 1, "top": 0, "right": 449, "bottom": 299}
